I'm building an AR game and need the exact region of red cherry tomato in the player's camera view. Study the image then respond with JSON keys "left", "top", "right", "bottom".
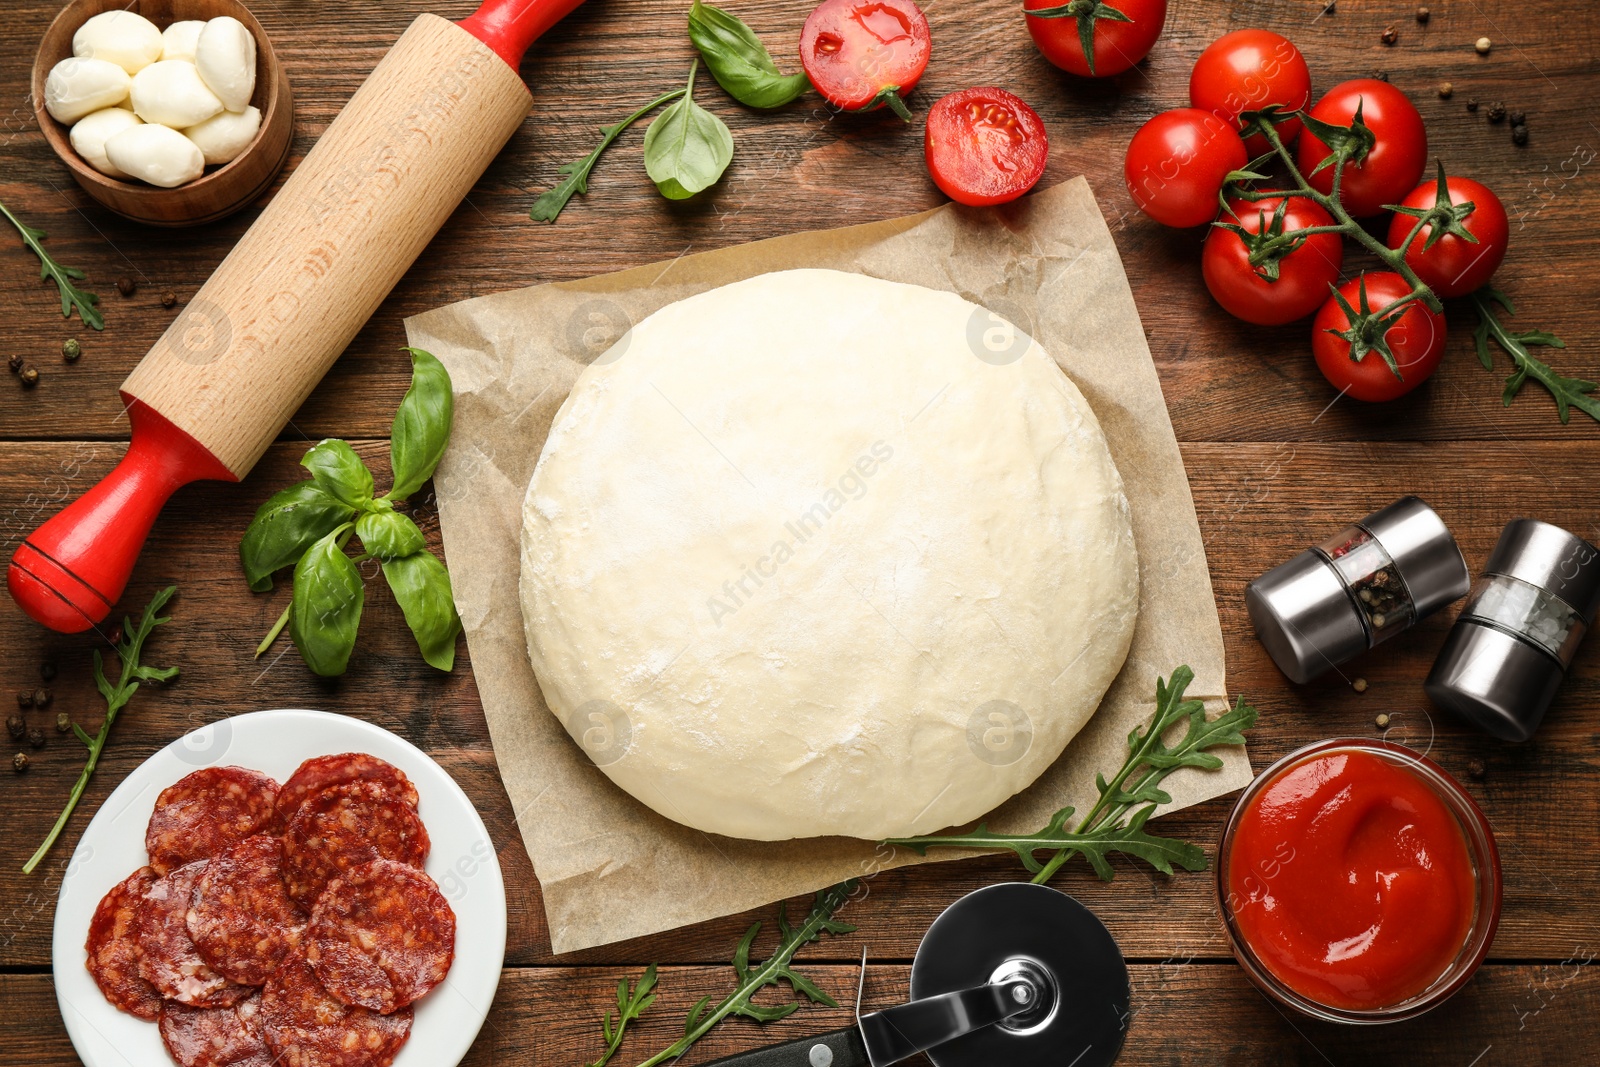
{"left": 924, "top": 88, "right": 1049, "bottom": 207}
{"left": 1312, "top": 272, "right": 1447, "bottom": 402}
{"left": 1124, "top": 108, "right": 1248, "bottom": 228}
{"left": 1385, "top": 174, "right": 1509, "bottom": 298}
{"left": 1295, "top": 79, "right": 1427, "bottom": 217}
{"left": 1203, "top": 195, "right": 1344, "bottom": 326}
{"left": 1023, "top": 0, "right": 1167, "bottom": 78}
{"left": 1189, "top": 29, "right": 1312, "bottom": 156}
{"left": 800, "top": 0, "right": 932, "bottom": 115}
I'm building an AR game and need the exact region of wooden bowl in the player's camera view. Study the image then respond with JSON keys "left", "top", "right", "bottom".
{"left": 32, "top": 0, "right": 294, "bottom": 227}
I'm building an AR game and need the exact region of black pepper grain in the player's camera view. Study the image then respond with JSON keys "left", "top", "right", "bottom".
{"left": 1467, "top": 757, "right": 1486, "bottom": 778}
{"left": 7, "top": 354, "right": 22, "bottom": 374}
{"left": 1512, "top": 124, "right": 1529, "bottom": 145}
{"left": 1466, "top": 98, "right": 1478, "bottom": 111}
{"left": 1382, "top": 24, "right": 1399, "bottom": 44}
{"left": 1371, "top": 69, "right": 1390, "bottom": 81}
{"left": 161, "top": 291, "right": 177, "bottom": 308}
{"left": 16, "top": 690, "right": 33, "bottom": 709}
{"left": 108, "top": 625, "right": 124, "bottom": 646}
{"left": 13, "top": 752, "right": 29, "bottom": 773}
{"left": 40, "top": 662, "right": 55, "bottom": 682}
{"left": 19, "top": 365, "right": 39, "bottom": 388}
{"left": 27, "top": 728, "right": 44, "bottom": 749}
{"left": 6, "top": 715, "right": 23, "bottom": 740}
{"left": 1416, "top": 5, "right": 1430, "bottom": 21}
{"left": 116, "top": 276, "right": 136, "bottom": 297}
{"left": 32, "top": 688, "right": 51, "bottom": 709}
{"left": 1508, "top": 109, "right": 1526, "bottom": 125}
{"left": 1487, "top": 101, "right": 1506, "bottom": 122}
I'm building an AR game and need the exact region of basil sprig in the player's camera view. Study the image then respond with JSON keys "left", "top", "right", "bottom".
{"left": 241, "top": 348, "right": 462, "bottom": 676}
{"left": 644, "top": 61, "right": 735, "bottom": 200}
{"left": 688, "top": 0, "right": 808, "bottom": 109}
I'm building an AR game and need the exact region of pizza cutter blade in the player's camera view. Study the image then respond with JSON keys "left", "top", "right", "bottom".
{"left": 696, "top": 883, "right": 1129, "bottom": 1067}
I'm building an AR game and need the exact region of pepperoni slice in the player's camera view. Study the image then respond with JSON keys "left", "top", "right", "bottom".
{"left": 188, "top": 835, "right": 306, "bottom": 986}
{"left": 261, "top": 957, "right": 412, "bottom": 1067}
{"left": 306, "top": 859, "right": 455, "bottom": 1014}
{"left": 159, "top": 995, "right": 274, "bottom": 1067}
{"left": 146, "top": 767, "right": 280, "bottom": 875}
{"left": 281, "top": 782, "right": 430, "bottom": 910}
{"left": 137, "top": 860, "right": 253, "bottom": 1008}
{"left": 275, "top": 754, "right": 419, "bottom": 828}
{"left": 85, "top": 867, "right": 163, "bottom": 1021}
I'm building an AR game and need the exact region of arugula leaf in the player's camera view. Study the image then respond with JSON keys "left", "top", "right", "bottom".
{"left": 689, "top": 0, "right": 808, "bottom": 109}
{"left": 586, "top": 964, "right": 657, "bottom": 1067}
{"left": 531, "top": 89, "right": 687, "bottom": 223}
{"left": 0, "top": 199, "right": 104, "bottom": 330}
{"left": 643, "top": 61, "right": 734, "bottom": 201}
{"left": 1471, "top": 288, "right": 1600, "bottom": 426}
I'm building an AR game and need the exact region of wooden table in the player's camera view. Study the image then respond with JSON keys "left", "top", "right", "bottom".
{"left": 3, "top": 0, "right": 1597, "bottom": 1063}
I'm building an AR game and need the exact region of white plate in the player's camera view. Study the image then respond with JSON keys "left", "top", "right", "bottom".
{"left": 52, "top": 708, "right": 506, "bottom": 1067}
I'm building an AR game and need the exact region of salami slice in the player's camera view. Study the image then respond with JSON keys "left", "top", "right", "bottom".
{"left": 146, "top": 767, "right": 280, "bottom": 875}
{"left": 281, "top": 782, "right": 430, "bottom": 910}
{"left": 137, "top": 860, "right": 253, "bottom": 1008}
{"left": 85, "top": 866, "right": 163, "bottom": 1021}
{"left": 159, "top": 994, "right": 274, "bottom": 1067}
{"left": 261, "top": 957, "right": 412, "bottom": 1067}
{"left": 306, "top": 859, "right": 455, "bottom": 1014}
{"left": 275, "top": 753, "right": 419, "bottom": 828}
{"left": 188, "top": 835, "right": 306, "bottom": 986}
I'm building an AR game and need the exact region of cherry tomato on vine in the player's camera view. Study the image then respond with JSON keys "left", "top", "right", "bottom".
{"left": 800, "top": 0, "right": 931, "bottom": 119}
{"left": 1023, "top": 0, "right": 1168, "bottom": 78}
{"left": 1295, "top": 79, "right": 1427, "bottom": 218}
{"left": 1385, "top": 173, "right": 1509, "bottom": 299}
{"left": 1189, "top": 29, "right": 1312, "bottom": 156}
{"left": 1124, "top": 108, "right": 1248, "bottom": 228}
{"left": 925, "top": 88, "right": 1049, "bottom": 206}
{"left": 1312, "top": 272, "right": 1447, "bottom": 402}
{"left": 1203, "top": 195, "right": 1343, "bottom": 326}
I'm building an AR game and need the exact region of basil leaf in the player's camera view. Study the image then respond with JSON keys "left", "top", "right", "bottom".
{"left": 239, "top": 481, "right": 355, "bottom": 592}
{"left": 301, "top": 440, "right": 375, "bottom": 509}
{"left": 389, "top": 348, "right": 454, "bottom": 502}
{"left": 688, "top": 1, "right": 808, "bottom": 109}
{"left": 288, "top": 526, "right": 364, "bottom": 677}
{"left": 356, "top": 509, "right": 427, "bottom": 561}
{"left": 644, "top": 62, "right": 734, "bottom": 201}
{"left": 382, "top": 550, "right": 461, "bottom": 672}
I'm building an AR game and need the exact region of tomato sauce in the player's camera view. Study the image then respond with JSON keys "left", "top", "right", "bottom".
{"left": 1226, "top": 748, "right": 1478, "bottom": 1011}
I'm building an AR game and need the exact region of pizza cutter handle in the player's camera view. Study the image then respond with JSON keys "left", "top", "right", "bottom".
{"left": 697, "top": 1026, "right": 871, "bottom": 1067}
{"left": 457, "top": 0, "right": 589, "bottom": 68}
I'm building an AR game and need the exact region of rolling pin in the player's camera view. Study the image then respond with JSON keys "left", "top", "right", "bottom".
{"left": 9, "top": 0, "right": 586, "bottom": 633}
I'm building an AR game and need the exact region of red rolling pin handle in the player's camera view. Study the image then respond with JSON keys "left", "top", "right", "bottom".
{"left": 7, "top": 0, "right": 586, "bottom": 634}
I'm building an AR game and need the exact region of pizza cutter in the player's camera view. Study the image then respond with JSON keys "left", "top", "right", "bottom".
{"left": 8, "top": 0, "right": 587, "bottom": 633}
{"left": 701, "top": 883, "right": 1130, "bottom": 1067}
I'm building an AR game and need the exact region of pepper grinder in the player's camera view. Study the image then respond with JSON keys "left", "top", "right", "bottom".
{"left": 1426, "top": 520, "right": 1600, "bottom": 741}
{"left": 1246, "top": 496, "right": 1470, "bottom": 684}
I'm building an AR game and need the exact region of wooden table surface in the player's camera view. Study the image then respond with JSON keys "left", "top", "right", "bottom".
{"left": 3, "top": 0, "right": 1598, "bottom": 1063}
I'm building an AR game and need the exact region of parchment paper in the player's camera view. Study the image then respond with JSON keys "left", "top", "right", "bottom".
{"left": 405, "top": 177, "right": 1252, "bottom": 955}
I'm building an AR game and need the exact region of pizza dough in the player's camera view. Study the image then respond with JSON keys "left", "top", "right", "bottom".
{"left": 520, "top": 268, "right": 1138, "bottom": 841}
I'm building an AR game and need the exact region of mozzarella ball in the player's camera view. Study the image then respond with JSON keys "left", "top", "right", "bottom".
{"left": 44, "top": 57, "right": 132, "bottom": 124}
{"left": 195, "top": 17, "right": 257, "bottom": 113}
{"left": 130, "top": 60, "right": 223, "bottom": 128}
{"left": 69, "top": 107, "right": 143, "bottom": 178}
{"left": 183, "top": 105, "right": 260, "bottom": 165}
{"left": 161, "top": 21, "right": 207, "bottom": 63}
{"left": 105, "top": 124, "right": 205, "bottom": 188}
{"left": 72, "top": 11, "right": 163, "bottom": 74}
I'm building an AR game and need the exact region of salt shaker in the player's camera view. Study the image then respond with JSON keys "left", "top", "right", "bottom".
{"left": 1246, "top": 497, "right": 1470, "bottom": 684}
{"left": 1425, "top": 520, "right": 1600, "bottom": 741}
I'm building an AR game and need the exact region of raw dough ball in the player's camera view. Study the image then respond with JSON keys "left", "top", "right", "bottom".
{"left": 70, "top": 106, "right": 143, "bottom": 178}
{"left": 521, "top": 269, "right": 1139, "bottom": 841}
{"left": 105, "top": 123, "right": 204, "bottom": 188}
{"left": 196, "top": 17, "right": 257, "bottom": 113}
{"left": 72, "top": 11, "right": 163, "bottom": 74}
{"left": 130, "top": 59, "right": 224, "bottom": 128}
{"left": 184, "top": 105, "right": 260, "bottom": 165}
{"left": 44, "top": 57, "right": 131, "bottom": 124}
{"left": 161, "top": 21, "right": 207, "bottom": 63}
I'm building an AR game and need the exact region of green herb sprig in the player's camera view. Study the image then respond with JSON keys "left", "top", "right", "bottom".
{"left": 24, "top": 587, "right": 179, "bottom": 874}
{"left": 1, "top": 200, "right": 104, "bottom": 330}
{"left": 242, "top": 348, "right": 461, "bottom": 676}
{"left": 586, "top": 964, "right": 658, "bottom": 1067}
{"left": 885, "top": 667, "right": 1257, "bottom": 884}
{"left": 1471, "top": 288, "right": 1599, "bottom": 426}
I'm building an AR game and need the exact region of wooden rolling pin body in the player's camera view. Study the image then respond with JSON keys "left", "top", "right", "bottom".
{"left": 122, "top": 13, "right": 531, "bottom": 478}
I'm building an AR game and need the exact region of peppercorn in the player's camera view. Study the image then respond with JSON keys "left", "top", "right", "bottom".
{"left": 1375, "top": 713, "right": 1390, "bottom": 727}
{"left": 6, "top": 715, "right": 23, "bottom": 740}
{"left": 19, "top": 365, "right": 39, "bottom": 388}
{"left": 40, "top": 662, "right": 56, "bottom": 682}
{"left": 1508, "top": 109, "right": 1526, "bottom": 125}
{"left": 56, "top": 711, "right": 72, "bottom": 734}
{"left": 1370, "top": 70, "right": 1390, "bottom": 82}
{"left": 1512, "top": 124, "right": 1529, "bottom": 145}
{"left": 7, "top": 354, "right": 22, "bottom": 373}
{"left": 16, "top": 690, "right": 33, "bottom": 709}
{"left": 1466, "top": 98, "right": 1479, "bottom": 111}
{"left": 116, "top": 275, "right": 136, "bottom": 296}
{"left": 1487, "top": 101, "right": 1506, "bottom": 122}
{"left": 161, "top": 291, "right": 177, "bottom": 308}
{"left": 1416, "top": 5, "right": 1430, "bottom": 22}
{"left": 1381, "top": 24, "right": 1399, "bottom": 44}
{"left": 27, "top": 728, "right": 44, "bottom": 749}
{"left": 1353, "top": 678, "right": 1369, "bottom": 693}
{"left": 13, "top": 752, "right": 29, "bottom": 773}
{"left": 1475, "top": 36, "right": 1492, "bottom": 54}
{"left": 1438, "top": 82, "right": 1453, "bottom": 98}
{"left": 33, "top": 688, "right": 51, "bottom": 709}
{"left": 62, "top": 338, "right": 82, "bottom": 362}
{"left": 1467, "top": 757, "right": 1486, "bottom": 778}
{"left": 109, "top": 625, "right": 124, "bottom": 645}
